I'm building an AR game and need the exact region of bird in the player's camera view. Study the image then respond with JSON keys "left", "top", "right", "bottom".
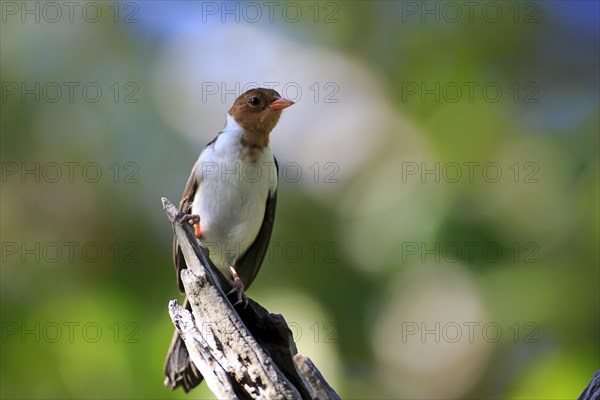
{"left": 164, "top": 88, "right": 294, "bottom": 392}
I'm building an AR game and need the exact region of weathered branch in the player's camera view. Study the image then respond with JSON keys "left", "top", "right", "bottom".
{"left": 579, "top": 370, "right": 600, "bottom": 400}
{"left": 168, "top": 300, "right": 237, "bottom": 398}
{"left": 294, "top": 355, "right": 341, "bottom": 400}
{"left": 161, "top": 197, "right": 340, "bottom": 399}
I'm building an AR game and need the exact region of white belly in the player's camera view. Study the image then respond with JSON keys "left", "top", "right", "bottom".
{"left": 191, "top": 142, "right": 277, "bottom": 273}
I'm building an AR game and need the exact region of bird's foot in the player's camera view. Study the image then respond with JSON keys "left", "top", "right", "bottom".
{"left": 180, "top": 214, "right": 202, "bottom": 238}
{"left": 227, "top": 266, "right": 248, "bottom": 307}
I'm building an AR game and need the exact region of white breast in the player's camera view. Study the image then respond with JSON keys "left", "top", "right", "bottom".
{"left": 191, "top": 115, "right": 277, "bottom": 273}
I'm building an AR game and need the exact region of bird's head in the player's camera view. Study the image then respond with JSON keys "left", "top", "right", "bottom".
{"left": 228, "top": 88, "right": 294, "bottom": 148}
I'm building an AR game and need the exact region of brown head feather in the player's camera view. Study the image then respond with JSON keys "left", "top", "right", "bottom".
{"left": 229, "top": 88, "right": 293, "bottom": 151}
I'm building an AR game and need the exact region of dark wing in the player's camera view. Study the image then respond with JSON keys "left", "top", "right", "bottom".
{"left": 235, "top": 157, "right": 279, "bottom": 289}
{"left": 172, "top": 160, "right": 199, "bottom": 293}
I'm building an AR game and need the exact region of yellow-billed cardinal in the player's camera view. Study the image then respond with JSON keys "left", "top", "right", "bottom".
{"left": 164, "top": 88, "right": 294, "bottom": 392}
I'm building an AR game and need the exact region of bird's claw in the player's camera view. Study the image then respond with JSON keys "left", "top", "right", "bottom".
{"left": 180, "top": 214, "right": 202, "bottom": 238}
{"left": 227, "top": 266, "right": 248, "bottom": 308}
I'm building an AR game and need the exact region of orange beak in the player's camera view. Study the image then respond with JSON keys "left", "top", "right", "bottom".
{"left": 269, "top": 97, "right": 295, "bottom": 110}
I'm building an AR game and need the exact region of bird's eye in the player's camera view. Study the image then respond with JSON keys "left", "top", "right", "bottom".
{"left": 248, "top": 97, "right": 261, "bottom": 107}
